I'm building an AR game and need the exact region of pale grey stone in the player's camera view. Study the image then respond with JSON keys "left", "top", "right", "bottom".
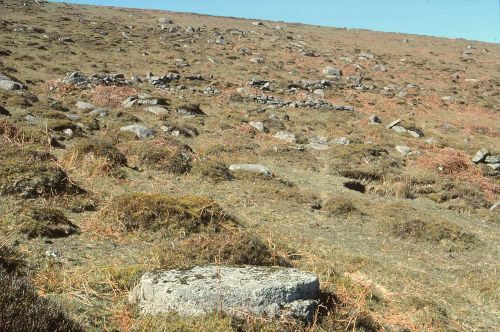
{"left": 229, "top": 164, "right": 273, "bottom": 177}
{"left": 130, "top": 265, "right": 319, "bottom": 321}
{"left": 472, "top": 148, "right": 489, "bottom": 163}
{"left": 274, "top": 131, "right": 296, "bottom": 143}
{"left": 120, "top": 125, "right": 155, "bottom": 139}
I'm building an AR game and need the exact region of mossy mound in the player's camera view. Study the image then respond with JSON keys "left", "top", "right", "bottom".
{"left": 323, "top": 196, "right": 357, "bottom": 215}
{"left": 14, "top": 207, "right": 79, "bottom": 238}
{"left": 390, "top": 218, "right": 477, "bottom": 246}
{"left": 99, "top": 193, "right": 236, "bottom": 233}
{"left": 192, "top": 160, "right": 233, "bottom": 182}
{"left": 0, "top": 144, "right": 77, "bottom": 198}
{"left": 67, "top": 139, "right": 127, "bottom": 166}
{"left": 122, "top": 138, "right": 192, "bottom": 174}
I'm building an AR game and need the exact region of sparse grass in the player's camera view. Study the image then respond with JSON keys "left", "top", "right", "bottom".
{"left": 93, "top": 192, "right": 237, "bottom": 234}
{"left": 91, "top": 85, "right": 138, "bottom": 108}
{"left": 5, "top": 207, "right": 79, "bottom": 238}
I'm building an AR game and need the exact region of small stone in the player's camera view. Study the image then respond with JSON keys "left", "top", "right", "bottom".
{"left": 58, "top": 37, "right": 74, "bottom": 43}
{"left": 472, "top": 148, "right": 490, "bottom": 164}
{"left": 274, "top": 131, "right": 296, "bottom": 143}
{"left": 250, "top": 57, "right": 265, "bottom": 64}
{"left": 359, "top": 52, "right": 374, "bottom": 60}
{"left": 120, "top": 125, "right": 155, "bottom": 139}
{"left": 485, "top": 155, "right": 500, "bottom": 164}
{"left": 307, "top": 136, "right": 329, "bottom": 150}
{"left": 490, "top": 202, "right": 500, "bottom": 211}
{"left": 76, "top": 101, "right": 95, "bottom": 110}
{"left": 185, "top": 26, "right": 195, "bottom": 34}
{"left": 392, "top": 126, "right": 407, "bottom": 134}
{"left": 333, "top": 137, "right": 350, "bottom": 145}
{"left": 145, "top": 106, "right": 169, "bottom": 116}
{"left": 229, "top": 164, "right": 273, "bottom": 177}
{"left": 369, "top": 115, "right": 381, "bottom": 124}
{"left": 407, "top": 130, "right": 421, "bottom": 138}
{"left": 63, "top": 128, "right": 73, "bottom": 137}
{"left": 89, "top": 108, "right": 107, "bottom": 117}
{"left": 373, "top": 64, "right": 387, "bottom": 72}
{"left": 396, "top": 145, "right": 412, "bottom": 157}
{"left": 252, "top": 21, "right": 264, "bottom": 26}
{"left": 387, "top": 119, "right": 403, "bottom": 129}
{"left": 322, "top": 67, "right": 342, "bottom": 77}
{"left": 158, "top": 18, "right": 172, "bottom": 24}
{"left": 487, "top": 163, "right": 500, "bottom": 171}
{"left": 249, "top": 121, "right": 266, "bottom": 132}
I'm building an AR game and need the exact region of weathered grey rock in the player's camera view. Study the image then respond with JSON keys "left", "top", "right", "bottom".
{"left": 407, "top": 130, "right": 421, "bottom": 138}
{"left": 387, "top": 119, "right": 403, "bottom": 129}
{"left": 0, "top": 80, "right": 23, "bottom": 91}
{"left": 176, "top": 104, "right": 206, "bottom": 117}
{"left": 359, "top": 52, "right": 374, "bottom": 60}
{"left": 58, "top": 37, "right": 74, "bottom": 43}
{"left": 252, "top": 21, "right": 264, "bottom": 26}
{"left": 472, "top": 148, "right": 490, "bottom": 163}
{"left": 369, "top": 114, "right": 381, "bottom": 124}
{"left": 89, "top": 108, "right": 108, "bottom": 117}
{"left": 487, "top": 163, "right": 500, "bottom": 170}
{"left": 249, "top": 121, "right": 266, "bottom": 132}
{"left": 490, "top": 202, "right": 500, "bottom": 211}
{"left": 485, "top": 155, "right": 500, "bottom": 164}
{"left": 274, "top": 131, "right": 296, "bottom": 143}
{"left": 130, "top": 266, "right": 319, "bottom": 321}
{"left": 307, "top": 136, "right": 329, "bottom": 150}
{"left": 76, "top": 101, "right": 95, "bottom": 110}
{"left": 373, "top": 64, "right": 387, "bottom": 72}
{"left": 322, "top": 67, "right": 342, "bottom": 77}
{"left": 145, "top": 106, "right": 169, "bottom": 116}
{"left": 185, "top": 26, "right": 195, "bottom": 34}
{"left": 250, "top": 57, "right": 265, "bottom": 64}
{"left": 229, "top": 164, "right": 273, "bottom": 177}
{"left": 396, "top": 145, "right": 412, "bottom": 157}
{"left": 333, "top": 137, "right": 350, "bottom": 145}
{"left": 120, "top": 125, "right": 155, "bottom": 139}
{"left": 391, "top": 126, "right": 407, "bottom": 134}
{"left": 158, "top": 17, "right": 173, "bottom": 24}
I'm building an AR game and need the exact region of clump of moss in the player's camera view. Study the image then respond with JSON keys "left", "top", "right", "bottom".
{"left": 47, "top": 119, "right": 77, "bottom": 132}
{"left": 193, "top": 160, "right": 233, "bottom": 182}
{"left": 0, "top": 144, "right": 78, "bottom": 198}
{"left": 98, "top": 193, "right": 237, "bottom": 233}
{"left": 390, "top": 218, "right": 477, "bottom": 246}
{"left": 122, "top": 138, "right": 192, "bottom": 174}
{"left": 16, "top": 207, "right": 79, "bottom": 238}
{"left": 323, "top": 196, "right": 357, "bottom": 215}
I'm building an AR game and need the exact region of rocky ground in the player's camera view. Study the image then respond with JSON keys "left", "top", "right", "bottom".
{"left": 0, "top": 0, "right": 499, "bottom": 331}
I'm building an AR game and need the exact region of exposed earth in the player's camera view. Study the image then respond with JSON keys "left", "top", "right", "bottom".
{"left": 0, "top": 0, "right": 499, "bottom": 331}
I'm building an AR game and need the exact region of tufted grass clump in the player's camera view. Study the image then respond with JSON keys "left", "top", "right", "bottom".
{"left": 121, "top": 137, "right": 192, "bottom": 174}
{"left": 0, "top": 144, "right": 78, "bottom": 198}
{"left": 323, "top": 196, "right": 357, "bottom": 215}
{"left": 192, "top": 159, "right": 233, "bottom": 182}
{"left": 13, "top": 207, "right": 79, "bottom": 238}
{"left": 96, "top": 193, "right": 237, "bottom": 234}
{"left": 63, "top": 139, "right": 127, "bottom": 177}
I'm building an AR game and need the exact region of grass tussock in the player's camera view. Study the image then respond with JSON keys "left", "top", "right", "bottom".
{"left": 94, "top": 192, "right": 237, "bottom": 234}
{"left": 192, "top": 159, "right": 234, "bottom": 182}
{"left": 9, "top": 207, "right": 79, "bottom": 238}
{"left": 121, "top": 137, "right": 192, "bottom": 174}
{"left": 63, "top": 139, "right": 127, "bottom": 177}
{"left": 0, "top": 144, "right": 77, "bottom": 198}
{"left": 323, "top": 196, "right": 357, "bottom": 215}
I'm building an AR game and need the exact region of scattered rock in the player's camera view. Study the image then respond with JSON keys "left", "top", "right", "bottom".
{"left": 472, "top": 148, "right": 489, "bottom": 164}
{"left": 0, "top": 73, "right": 24, "bottom": 91}
{"left": 158, "top": 17, "right": 172, "bottom": 24}
{"left": 490, "top": 202, "right": 500, "bottom": 211}
{"left": 306, "top": 136, "right": 329, "bottom": 150}
{"left": 250, "top": 57, "right": 265, "bottom": 64}
{"left": 322, "top": 67, "right": 342, "bottom": 77}
{"left": 387, "top": 119, "right": 403, "bottom": 129}
{"left": 130, "top": 265, "right": 319, "bottom": 322}
{"left": 249, "top": 121, "right": 267, "bottom": 132}
{"left": 373, "top": 64, "right": 387, "bottom": 72}
{"left": 176, "top": 104, "right": 206, "bottom": 117}
{"left": 369, "top": 115, "right": 381, "bottom": 124}
{"left": 396, "top": 145, "right": 412, "bottom": 157}
{"left": 145, "top": 106, "right": 169, "bottom": 116}
{"left": 58, "top": 37, "right": 74, "bottom": 43}
{"left": 274, "top": 131, "right": 296, "bottom": 143}
{"left": 333, "top": 137, "right": 350, "bottom": 145}
{"left": 229, "top": 164, "right": 273, "bottom": 177}
{"left": 75, "top": 101, "right": 95, "bottom": 111}
{"left": 120, "top": 125, "right": 155, "bottom": 139}
{"left": 252, "top": 21, "right": 264, "bottom": 26}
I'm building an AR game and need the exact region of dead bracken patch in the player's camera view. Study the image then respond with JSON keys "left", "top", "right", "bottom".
{"left": 96, "top": 193, "right": 237, "bottom": 233}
